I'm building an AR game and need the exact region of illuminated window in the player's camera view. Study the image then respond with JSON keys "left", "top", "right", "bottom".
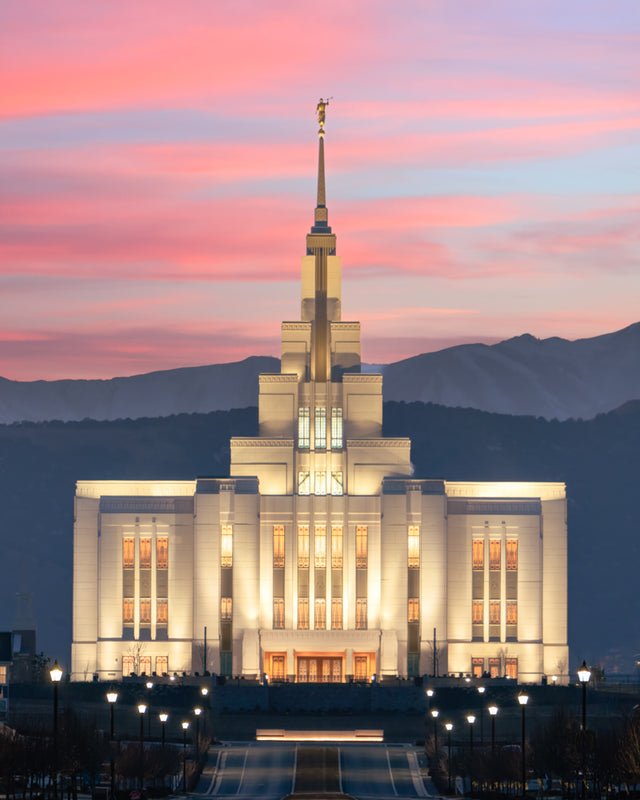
{"left": 354, "top": 656, "right": 368, "bottom": 681}
{"left": 273, "top": 525, "right": 285, "bottom": 568}
{"left": 0, "top": 666, "right": 6, "bottom": 684}
{"left": 221, "top": 524, "right": 233, "bottom": 567}
{"left": 156, "top": 536, "right": 168, "bottom": 569}
{"left": 408, "top": 598, "right": 419, "bottom": 622}
{"left": 356, "top": 526, "right": 368, "bottom": 568}
{"left": 505, "top": 657, "right": 518, "bottom": 680}
{"left": 472, "top": 600, "right": 483, "bottom": 624}
{"left": 271, "top": 655, "right": 285, "bottom": 680}
{"left": 489, "top": 601, "right": 500, "bottom": 624}
{"left": 331, "top": 526, "right": 343, "bottom": 568}
{"left": 123, "top": 537, "right": 135, "bottom": 569}
{"left": 221, "top": 597, "right": 232, "bottom": 619}
{"left": 330, "top": 471, "right": 343, "bottom": 496}
{"left": 139, "top": 656, "right": 151, "bottom": 675}
{"left": 506, "top": 600, "right": 517, "bottom": 624}
{"left": 140, "top": 537, "right": 151, "bottom": 569}
{"left": 489, "top": 540, "right": 501, "bottom": 570}
{"left": 314, "top": 471, "right": 326, "bottom": 496}
{"left": 315, "top": 598, "right": 326, "bottom": 629}
{"left": 123, "top": 598, "right": 134, "bottom": 624}
{"left": 140, "top": 598, "right": 151, "bottom": 624}
{"left": 122, "top": 655, "right": 135, "bottom": 676}
{"left": 156, "top": 655, "right": 168, "bottom": 675}
{"left": 506, "top": 539, "right": 518, "bottom": 570}
{"left": 331, "top": 408, "right": 343, "bottom": 448}
{"left": 298, "top": 471, "right": 310, "bottom": 495}
{"left": 314, "top": 407, "right": 327, "bottom": 449}
{"left": 356, "top": 598, "right": 367, "bottom": 630}
{"left": 489, "top": 657, "right": 501, "bottom": 679}
{"left": 331, "top": 598, "right": 343, "bottom": 629}
{"left": 298, "top": 407, "right": 310, "bottom": 448}
{"left": 298, "top": 598, "right": 309, "bottom": 630}
{"left": 298, "top": 525, "right": 309, "bottom": 568}
{"left": 472, "top": 539, "right": 484, "bottom": 569}
{"left": 408, "top": 525, "right": 420, "bottom": 568}
{"left": 273, "top": 597, "right": 284, "bottom": 629}
{"left": 472, "top": 657, "right": 484, "bottom": 678}
{"left": 315, "top": 527, "right": 326, "bottom": 568}
{"left": 156, "top": 598, "right": 168, "bottom": 624}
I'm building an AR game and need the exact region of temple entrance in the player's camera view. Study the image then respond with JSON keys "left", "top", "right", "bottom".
{"left": 296, "top": 655, "right": 343, "bottom": 682}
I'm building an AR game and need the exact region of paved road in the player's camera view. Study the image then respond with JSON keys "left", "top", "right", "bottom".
{"left": 195, "top": 742, "right": 435, "bottom": 800}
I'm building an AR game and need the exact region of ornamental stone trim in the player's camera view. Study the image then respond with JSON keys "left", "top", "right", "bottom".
{"left": 346, "top": 439, "right": 411, "bottom": 447}
{"left": 230, "top": 438, "right": 295, "bottom": 447}
{"left": 448, "top": 499, "right": 542, "bottom": 515}
{"left": 282, "top": 322, "right": 311, "bottom": 330}
{"left": 259, "top": 374, "right": 299, "bottom": 383}
{"left": 343, "top": 374, "right": 382, "bottom": 384}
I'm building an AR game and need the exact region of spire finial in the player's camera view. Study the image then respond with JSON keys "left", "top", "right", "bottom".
{"left": 316, "top": 97, "right": 330, "bottom": 137}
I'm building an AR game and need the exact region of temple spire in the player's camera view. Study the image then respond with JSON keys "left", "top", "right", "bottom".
{"left": 311, "top": 99, "right": 331, "bottom": 234}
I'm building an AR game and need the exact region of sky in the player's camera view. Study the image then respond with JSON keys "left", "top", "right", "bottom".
{"left": 1, "top": 0, "right": 639, "bottom": 381}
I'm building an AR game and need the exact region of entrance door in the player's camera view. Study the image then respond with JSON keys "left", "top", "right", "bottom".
{"left": 297, "top": 656, "right": 343, "bottom": 682}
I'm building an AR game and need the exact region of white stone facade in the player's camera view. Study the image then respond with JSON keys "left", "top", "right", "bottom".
{"left": 71, "top": 130, "right": 568, "bottom": 684}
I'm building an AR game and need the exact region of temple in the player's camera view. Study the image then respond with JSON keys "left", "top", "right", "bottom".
{"left": 71, "top": 106, "right": 568, "bottom": 683}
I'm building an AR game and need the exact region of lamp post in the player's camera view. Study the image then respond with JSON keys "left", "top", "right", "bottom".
{"left": 201, "top": 687, "right": 209, "bottom": 738}
{"left": 466, "top": 714, "right": 476, "bottom": 752}
{"left": 50, "top": 661, "right": 63, "bottom": 800}
{"left": 477, "top": 686, "right": 486, "bottom": 745}
{"left": 106, "top": 692, "right": 118, "bottom": 800}
{"left": 445, "top": 723, "right": 453, "bottom": 795}
{"left": 578, "top": 661, "right": 592, "bottom": 800}
{"left": 431, "top": 709, "right": 439, "bottom": 753}
{"left": 194, "top": 707, "right": 202, "bottom": 759}
{"left": 182, "top": 721, "right": 190, "bottom": 795}
{"left": 137, "top": 703, "right": 147, "bottom": 791}
{"left": 488, "top": 705, "right": 499, "bottom": 754}
{"left": 159, "top": 713, "right": 168, "bottom": 749}
{"left": 518, "top": 693, "right": 529, "bottom": 796}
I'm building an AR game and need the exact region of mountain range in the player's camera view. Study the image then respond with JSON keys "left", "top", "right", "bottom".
{"left": 1, "top": 323, "right": 639, "bottom": 423}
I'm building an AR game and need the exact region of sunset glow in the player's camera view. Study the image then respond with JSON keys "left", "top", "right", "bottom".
{"left": 2, "top": 0, "right": 639, "bottom": 380}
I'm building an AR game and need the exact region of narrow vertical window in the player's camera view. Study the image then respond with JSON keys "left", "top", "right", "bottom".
{"left": 506, "top": 600, "right": 517, "bottom": 624}
{"left": 472, "top": 539, "right": 484, "bottom": 569}
{"left": 356, "top": 526, "right": 368, "bottom": 568}
{"left": 314, "top": 471, "right": 326, "bottom": 496}
{"left": 315, "top": 527, "right": 326, "bottom": 568}
{"left": 314, "top": 407, "right": 327, "bottom": 449}
{"left": 298, "top": 471, "right": 310, "bottom": 495}
{"left": 156, "top": 655, "right": 168, "bottom": 675}
{"left": 408, "top": 525, "right": 420, "bottom": 568}
{"left": 298, "top": 598, "right": 309, "bottom": 629}
{"left": 331, "top": 526, "right": 343, "bottom": 568}
{"left": 356, "top": 598, "right": 368, "bottom": 630}
{"left": 331, "top": 598, "right": 343, "bottom": 629}
{"left": 140, "top": 598, "right": 151, "bottom": 624}
{"left": 489, "top": 540, "right": 501, "bottom": 570}
{"left": 298, "top": 525, "right": 309, "bottom": 568}
{"left": 331, "top": 408, "right": 343, "bottom": 449}
{"left": 408, "top": 598, "right": 419, "bottom": 622}
{"left": 140, "top": 537, "right": 151, "bottom": 569}
{"left": 489, "top": 601, "right": 500, "bottom": 624}
{"left": 156, "top": 536, "right": 168, "bottom": 569}
{"left": 156, "top": 598, "right": 168, "bottom": 624}
{"left": 122, "top": 655, "right": 135, "bottom": 676}
{"left": 139, "top": 656, "right": 151, "bottom": 675}
{"left": 505, "top": 657, "right": 518, "bottom": 680}
{"left": 123, "top": 598, "right": 134, "bottom": 624}
{"left": 298, "top": 407, "right": 310, "bottom": 448}
{"left": 221, "top": 524, "right": 233, "bottom": 567}
{"left": 506, "top": 539, "right": 518, "bottom": 570}
{"left": 315, "top": 598, "right": 326, "bottom": 629}
{"left": 273, "top": 525, "right": 285, "bottom": 568}
{"left": 221, "top": 597, "right": 232, "bottom": 619}
{"left": 330, "top": 471, "right": 343, "bottom": 496}
{"left": 273, "top": 598, "right": 284, "bottom": 629}
{"left": 123, "top": 537, "right": 135, "bottom": 569}
{"left": 472, "top": 600, "right": 483, "bottom": 624}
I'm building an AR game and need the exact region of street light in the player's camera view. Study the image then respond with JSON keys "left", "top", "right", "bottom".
{"left": 137, "top": 703, "right": 147, "bottom": 791}
{"left": 431, "top": 709, "right": 439, "bottom": 753}
{"left": 466, "top": 714, "right": 476, "bottom": 752}
{"left": 445, "top": 723, "right": 454, "bottom": 794}
{"left": 518, "top": 693, "right": 529, "bottom": 796}
{"left": 159, "top": 713, "right": 168, "bottom": 749}
{"left": 488, "top": 705, "right": 499, "bottom": 753}
{"left": 50, "top": 661, "right": 63, "bottom": 800}
{"left": 201, "top": 686, "right": 210, "bottom": 738}
{"left": 106, "top": 692, "right": 118, "bottom": 800}
{"left": 578, "top": 661, "right": 592, "bottom": 800}
{"left": 182, "top": 721, "right": 190, "bottom": 795}
{"left": 477, "top": 686, "right": 486, "bottom": 744}
{"left": 194, "top": 707, "right": 202, "bottom": 759}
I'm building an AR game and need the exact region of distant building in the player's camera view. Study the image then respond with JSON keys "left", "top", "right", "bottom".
{"left": 72, "top": 112, "right": 568, "bottom": 684}
{"left": 0, "top": 593, "right": 38, "bottom": 717}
